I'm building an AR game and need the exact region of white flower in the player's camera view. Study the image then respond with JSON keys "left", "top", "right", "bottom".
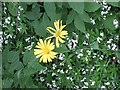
{"left": 104, "top": 82, "right": 110, "bottom": 85}
{"left": 91, "top": 80, "right": 95, "bottom": 86}
{"left": 97, "top": 37, "right": 102, "bottom": 43}
{"left": 60, "top": 69, "right": 64, "bottom": 74}
{"left": 39, "top": 77, "right": 45, "bottom": 82}
{"left": 100, "top": 32, "right": 104, "bottom": 37}
{"left": 90, "top": 18, "right": 95, "bottom": 25}
{"left": 52, "top": 72, "right": 56, "bottom": 76}
{"left": 84, "top": 82, "right": 88, "bottom": 86}
{"left": 101, "top": 86, "right": 106, "bottom": 88}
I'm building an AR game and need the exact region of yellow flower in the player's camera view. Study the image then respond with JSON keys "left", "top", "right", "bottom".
{"left": 47, "top": 20, "right": 68, "bottom": 47}
{"left": 34, "top": 39, "right": 58, "bottom": 63}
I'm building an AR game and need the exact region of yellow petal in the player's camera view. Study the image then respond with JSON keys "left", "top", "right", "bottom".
{"left": 42, "top": 54, "right": 48, "bottom": 63}
{"left": 47, "top": 55, "right": 52, "bottom": 62}
{"left": 58, "top": 37, "right": 65, "bottom": 43}
{"left": 56, "top": 37, "right": 59, "bottom": 47}
{"left": 54, "top": 20, "right": 59, "bottom": 30}
{"left": 60, "top": 31, "right": 68, "bottom": 36}
{"left": 34, "top": 49, "right": 43, "bottom": 55}
{"left": 36, "top": 54, "right": 42, "bottom": 58}
{"left": 47, "top": 28, "right": 55, "bottom": 35}
{"left": 60, "top": 20, "right": 66, "bottom": 31}
{"left": 47, "top": 27, "right": 56, "bottom": 31}
{"left": 46, "top": 36, "right": 55, "bottom": 40}
{"left": 39, "top": 39, "right": 44, "bottom": 46}
{"left": 60, "top": 35, "right": 65, "bottom": 38}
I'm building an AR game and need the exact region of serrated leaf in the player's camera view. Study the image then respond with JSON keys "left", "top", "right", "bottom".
{"left": 68, "top": 2, "right": 84, "bottom": 15}
{"left": 74, "top": 15, "right": 86, "bottom": 33}
{"left": 84, "top": 2, "right": 101, "bottom": 12}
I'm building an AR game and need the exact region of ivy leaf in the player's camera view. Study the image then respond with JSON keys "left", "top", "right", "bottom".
{"left": 84, "top": 2, "right": 101, "bottom": 12}
{"left": 68, "top": 2, "right": 84, "bottom": 15}
{"left": 74, "top": 15, "right": 86, "bottom": 33}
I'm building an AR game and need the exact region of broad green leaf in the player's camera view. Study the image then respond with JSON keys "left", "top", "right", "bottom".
{"left": 108, "top": 2, "right": 120, "bottom": 7}
{"left": 84, "top": 2, "right": 101, "bottom": 12}
{"left": 55, "top": 44, "right": 69, "bottom": 53}
{"left": 68, "top": 2, "right": 84, "bottom": 15}
{"left": 103, "top": 16, "right": 116, "bottom": 30}
{"left": 82, "top": 11, "right": 91, "bottom": 23}
{"left": 74, "top": 15, "right": 86, "bottom": 33}
{"left": 90, "top": 41, "right": 99, "bottom": 49}
{"left": 9, "top": 60, "right": 23, "bottom": 72}
{"left": 24, "top": 4, "right": 41, "bottom": 20}
{"left": 66, "top": 10, "right": 77, "bottom": 25}
{"left": 32, "top": 20, "right": 46, "bottom": 37}
{"left": 23, "top": 50, "right": 35, "bottom": 65}
{"left": 8, "top": 3, "right": 17, "bottom": 16}
{"left": 3, "top": 78, "right": 13, "bottom": 88}
{"left": 2, "top": 49, "right": 19, "bottom": 64}
{"left": 44, "top": 2, "right": 56, "bottom": 20}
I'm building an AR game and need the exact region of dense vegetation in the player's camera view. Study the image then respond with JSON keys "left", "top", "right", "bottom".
{"left": 1, "top": 1, "right": 120, "bottom": 89}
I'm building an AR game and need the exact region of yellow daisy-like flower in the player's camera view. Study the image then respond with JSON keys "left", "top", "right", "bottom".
{"left": 47, "top": 20, "right": 68, "bottom": 47}
{"left": 34, "top": 39, "right": 58, "bottom": 63}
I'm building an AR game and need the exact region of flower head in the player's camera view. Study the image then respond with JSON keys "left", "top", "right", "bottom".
{"left": 34, "top": 39, "right": 57, "bottom": 63}
{"left": 47, "top": 20, "right": 68, "bottom": 47}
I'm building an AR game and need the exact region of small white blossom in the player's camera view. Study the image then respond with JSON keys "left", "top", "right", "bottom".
{"left": 104, "top": 82, "right": 110, "bottom": 85}
{"left": 97, "top": 37, "right": 102, "bottom": 43}
{"left": 100, "top": 32, "right": 104, "bottom": 37}
{"left": 101, "top": 86, "right": 106, "bottom": 88}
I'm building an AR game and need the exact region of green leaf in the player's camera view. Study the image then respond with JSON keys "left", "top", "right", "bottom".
{"left": 8, "top": 3, "right": 17, "bottom": 16}
{"left": 66, "top": 10, "right": 77, "bottom": 25}
{"left": 24, "top": 4, "right": 41, "bottom": 20}
{"left": 82, "top": 11, "right": 91, "bottom": 23}
{"left": 9, "top": 60, "right": 23, "bottom": 72}
{"left": 90, "top": 41, "right": 99, "bottom": 49}
{"left": 32, "top": 20, "right": 46, "bottom": 37}
{"left": 84, "top": 2, "right": 101, "bottom": 12}
{"left": 23, "top": 50, "right": 35, "bottom": 65}
{"left": 55, "top": 44, "right": 69, "bottom": 53}
{"left": 2, "top": 49, "right": 19, "bottom": 64}
{"left": 3, "top": 78, "right": 13, "bottom": 88}
{"left": 108, "top": 2, "right": 120, "bottom": 7}
{"left": 74, "top": 15, "right": 86, "bottom": 33}
{"left": 103, "top": 16, "right": 116, "bottom": 30}
{"left": 44, "top": 2, "right": 56, "bottom": 20}
{"left": 68, "top": 2, "right": 84, "bottom": 15}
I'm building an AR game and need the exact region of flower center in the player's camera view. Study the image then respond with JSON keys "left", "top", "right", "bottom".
{"left": 44, "top": 47, "right": 50, "bottom": 54}
{"left": 55, "top": 31, "right": 60, "bottom": 37}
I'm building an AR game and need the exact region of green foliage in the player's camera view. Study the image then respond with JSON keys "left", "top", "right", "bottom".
{"left": 2, "top": 1, "right": 120, "bottom": 89}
